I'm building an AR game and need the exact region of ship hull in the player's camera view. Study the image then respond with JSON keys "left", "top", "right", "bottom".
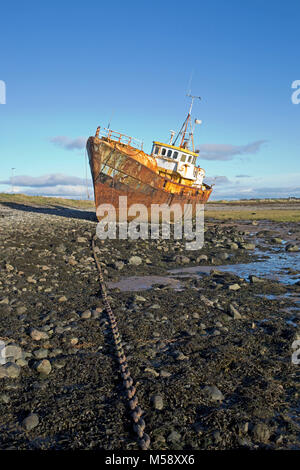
{"left": 87, "top": 136, "right": 212, "bottom": 220}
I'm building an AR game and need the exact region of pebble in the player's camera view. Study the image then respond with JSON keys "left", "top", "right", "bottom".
{"left": 5, "top": 362, "right": 21, "bottom": 378}
{"left": 144, "top": 367, "right": 159, "bottom": 377}
{"left": 1, "top": 344, "right": 23, "bottom": 362}
{"left": 77, "top": 237, "right": 87, "bottom": 243}
{"left": 22, "top": 413, "right": 39, "bottom": 431}
{"left": 174, "top": 350, "right": 189, "bottom": 361}
{"left": 0, "top": 366, "right": 8, "bottom": 378}
{"left": 196, "top": 254, "right": 208, "bottom": 262}
{"left": 213, "top": 430, "right": 222, "bottom": 443}
{"left": 80, "top": 310, "right": 92, "bottom": 319}
{"left": 134, "top": 294, "right": 146, "bottom": 302}
{"left": 128, "top": 256, "right": 143, "bottom": 266}
{"left": 16, "top": 358, "right": 28, "bottom": 367}
{"left": 228, "top": 304, "right": 242, "bottom": 319}
{"left": 58, "top": 296, "right": 67, "bottom": 302}
{"left": 228, "top": 283, "right": 241, "bottom": 291}
{"left": 16, "top": 306, "right": 27, "bottom": 315}
{"left": 152, "top": 394, "right": 164, "bottom": 410}
{"left": 167, "top": 431, "right": 181, "bottom": 443}
{"left": 113, "top": 261, "right": 124, "bottom": 270}
{"left": 33, "top": 348, "right": 49, "bottom": 359}
{"left": 271, "top": 237, "right": 283, "bottom": 244}
{"left": 5, "top": 263, "right": 14, "bottom": 272}
{"left": 91, "top": 310, "right": 101, "bottom": 319}
{"left": 0, "top": 394, "right": 10, "bottom": 403}
{"left": 30, "top": 329, "right": 49, "bottom": 341}
{"left": 249, "top": 275, "right": 263, "bottom": 283}
{"left": 160, "top": 370, "right": 171, "bottom": 378}
{"left": 240, "top": 243, "right": 255, "bottom": 250}
{"left": 252, "top": 423, "right": 271, "bottom": 443}
{"left": 36, "top": 359, "right": 52, "bottom": 375}
{"left": 229, "top": 242, "right": 239, "bottom": 250}
{"left": 204, "top": 385, "right": 224, "bottom": 402}
{"left": 285, "top": 244, "right": 299, "bottom": 252}
{"left": 200, "top": 295, "right": 214, "bottom": 307}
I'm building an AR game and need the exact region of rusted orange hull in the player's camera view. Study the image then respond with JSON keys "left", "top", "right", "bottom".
{"left": 87, "top": 136, "right": 212, "bottom": 219}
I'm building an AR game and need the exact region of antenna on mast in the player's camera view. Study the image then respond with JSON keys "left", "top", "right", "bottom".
{"left": 186, "top": 70, "right": 194, "bottom": 96}
{"left": 107, "top": 110, "right": 115, "bottom": 130}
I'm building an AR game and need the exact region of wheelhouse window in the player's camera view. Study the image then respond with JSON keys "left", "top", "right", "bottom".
{"left": 188, "top": 155, "right": 192, "bottom": 163}
{"left": 154, "top": 146, "right": 159, "bottom": 155}
{"left": 161, "top": 148, "right": 166, "bottom": 156}
{"left": 181, "top": 154, "right": 186, "bottom": 162}
{"left": 167, "top": 149, "right": 172, "bottom": 158}
{"left": 173, "top": 151, "right": 178, "bottom": 159}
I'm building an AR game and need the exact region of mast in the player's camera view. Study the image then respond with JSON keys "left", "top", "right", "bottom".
{"left": 174, "top": 94, "right": 201, "bottom": 151}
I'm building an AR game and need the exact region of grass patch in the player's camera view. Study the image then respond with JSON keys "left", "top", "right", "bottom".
{"left": 207, "top": 198, "right": 300, "bottom": 205}
{"left": 205, "top": 209, "right": 300, "bottom": 222}
{"left": 0, "top": 193, "right": 95, "bottom": 210}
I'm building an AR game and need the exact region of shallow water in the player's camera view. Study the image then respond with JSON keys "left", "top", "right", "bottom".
{"left": 107, "top": 275, "right": 183, "bottom": 292}
{"left": 169, "top": 249, "right": 300, "bottom": 285}
{"left": 109, "top": 249, "right": 300, "bottom": 293}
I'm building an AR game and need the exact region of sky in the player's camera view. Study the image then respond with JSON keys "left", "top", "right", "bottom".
{"left": 0, "top": 0, "right": 299, "bottom": 200}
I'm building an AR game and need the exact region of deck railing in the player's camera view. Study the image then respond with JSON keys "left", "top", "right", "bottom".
{"left": 96, "top": 127, "right": 143, "bottom": 150}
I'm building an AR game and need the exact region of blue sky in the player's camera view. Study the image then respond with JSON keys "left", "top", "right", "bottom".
{"left": 0, "top": 0, "right": 299, "bottom": 200}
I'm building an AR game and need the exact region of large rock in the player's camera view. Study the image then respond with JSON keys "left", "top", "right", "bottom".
{"left": 0, "top": 344, "right": 23, "bottom": 363}
{"left": 128, "top": 256, "right": 143, "bottom": 266}
{"left": 22, "top": 413, "right": 39, "bottom": 431}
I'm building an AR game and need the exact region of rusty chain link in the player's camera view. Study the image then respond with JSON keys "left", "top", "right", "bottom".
{"left": 92, "top": 235, "right": 151, "bottom": 450}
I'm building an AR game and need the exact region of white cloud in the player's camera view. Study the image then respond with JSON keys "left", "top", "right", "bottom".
{"left": 198, "top": 140, "right": 266, "bottom": 161}
{"left": 0, "top": 173, "right": 91, "bottom": 187}
{"left": 0, "top": 173, "right": 93, "bottom": 199}
{"left": 22, "top": 185, "right": 92, "bottom": 197}
{"left": 50, "top": 136, "right": 87, "bottom": 150}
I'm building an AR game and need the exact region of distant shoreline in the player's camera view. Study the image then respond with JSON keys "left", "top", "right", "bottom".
{"left": 1, "top": 192, "right": 299, "bottom": 222}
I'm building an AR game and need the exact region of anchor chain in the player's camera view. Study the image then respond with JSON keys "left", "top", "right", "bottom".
{"left": 92, "top": 235, "right": 150, "bottom": 450}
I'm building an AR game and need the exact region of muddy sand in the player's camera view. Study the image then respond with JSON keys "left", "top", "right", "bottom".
{"left": 0, "top": 202, "right": 299, "bottom": 450}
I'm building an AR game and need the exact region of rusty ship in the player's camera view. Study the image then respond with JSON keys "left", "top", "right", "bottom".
{"left": 87, "top": 96, "right": 212, "bottom": 220}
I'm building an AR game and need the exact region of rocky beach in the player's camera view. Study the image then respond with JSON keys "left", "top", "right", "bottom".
{"left": 0, "top": 199, "right": 299, "bottom": 450}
